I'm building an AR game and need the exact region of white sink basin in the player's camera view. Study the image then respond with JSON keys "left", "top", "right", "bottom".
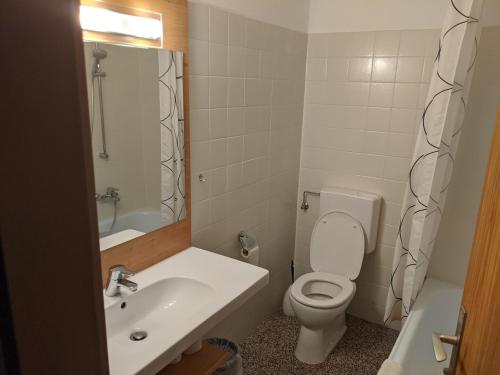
{"left": 103, "top": 247, "right": 269, "bottom": 375}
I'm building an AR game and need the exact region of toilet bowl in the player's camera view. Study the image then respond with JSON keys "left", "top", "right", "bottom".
{"left": 290, "top": 209, "right": 366, "bottom": 364}
{"left": 290, "top": 272, "right": 356, "bottom": 364}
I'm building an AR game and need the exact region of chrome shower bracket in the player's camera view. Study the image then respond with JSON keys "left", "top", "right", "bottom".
{"left": 300, "top": 190, "right": 320, "bottom": 210}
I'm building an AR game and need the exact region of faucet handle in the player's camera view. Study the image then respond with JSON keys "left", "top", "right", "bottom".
{"left": 109, "top": 265, "right": 134, "bottom": 279}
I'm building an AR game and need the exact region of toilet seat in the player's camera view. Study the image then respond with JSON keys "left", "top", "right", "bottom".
{"left": 290, "top": 272, "right": 354, "bottom": 309}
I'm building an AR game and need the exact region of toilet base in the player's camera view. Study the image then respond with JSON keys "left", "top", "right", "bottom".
{"left": 294, "top": 313, "right": 347, "bottom": 364}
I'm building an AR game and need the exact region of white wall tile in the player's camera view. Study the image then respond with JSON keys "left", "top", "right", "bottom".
{"left": 210, "top": 138, "right": 227, "bottom": 168}
{"left": 189, "top": 39, "right": 209, "bottom": 76}
{"left": 192, "top": 170, "right": 211, "bottom": 203}
{"left": 190, "top": 76, "right": 209, "bottom": 109}
{"left": 396, "top": 57, "right": 424, "bottom": 83}
{"left": 245, "top": 48, "right": 260, "bottom": 78}
{"left": 228, "top": 108, "right": 246, "bottom": 136}
{"left": 350, "top": 32, "right": 375, "bottom": 57}
{"left": 348, "top": 58, "right": 373, "bottom": 82}
{"left": 387, "top": 132, "right": 414, "bottom": 157}
{"left": 382, "top": 157, "right": 410, "bottom": 181}
{"left": 365, "top": 107, "right": 391, "bottom": 131}
{"left": 308, "top": 33, "right": 328, "bottom": 57}
{"left": 390, "top": 108, "right": 418, "bottom": 133}
{"left": 209, "top": 8, "right": 228, "bottom": 44}
{"left": 209, "top": 77, "right": 228, "bottom": 108}
{"left": 421, "top": 56, "right": 435, "bottom": 83}
{"left": 209, "top": 43, "right": 228, "bottom": 76}
{"left": 188, "top": 2, "right": 209, "bottom": 41}
{"left": 209, "top": 109, "right": 228, "bottom": 139}
{"left": 228, "top": 46, "right": 246, "bottom": 78}
{"left": 210, "top": 166, "right": 227, "bottom": 196}
{"left": 260, "top": 51, "right": 274, "bottom": 79}
{"left": 327, "top": 33, "right": 351, "bottom": 57}
{"left": 369, "top": 83, "right": 394, "bottom": 107}
{"left": 228, "top": 14, "right": 245, "bottom": 47}
{"left": 399, "top": 30, "right": 433, "bottom": 57}
{"left": 246, "top": 19, "right": 264, "bottom": 50}
{"left": 228, "top": 78, "right": 245, "bottom": 107}
{"left": 191, "top": 109, "right": 210, "bottom": 142}
{"left": 364, "top": 131, "right": 388, "bottom": 155}
{"left": 192, "top": 199, "right": 210, "bottom": 232}
{"left": 326, "top": 57, "right": 349, "bottom": 81}
{"left": 393, "top": 83, "right": 420, "bottom": 108}
{"left": 374, "top": 31, "right": 400, "bottom": 56}
{"left": 372, "top": 57, "right": 397, "bottom": 82}
{"left": 306, "top": 58, "right": 327, "bottom": 81}
{"left": 211, "top": 194, "right": 228, "bottom": 223}
{"left": 344, "top": 83, "right": 370, "bottom": 106}
{"left": 227, "top": 136, "right": 243, "bottom": 164}
{"left": 226, "top": 163, "right": 243, "bottom": 191}
{"left": 191, "top": 141, "right": 211, "bottom": 172}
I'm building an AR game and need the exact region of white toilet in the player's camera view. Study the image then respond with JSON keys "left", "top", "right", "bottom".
{"left": 290, "top": 187, "right": 381, "bottom": 364}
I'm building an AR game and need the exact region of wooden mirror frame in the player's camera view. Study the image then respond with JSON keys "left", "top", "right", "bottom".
{"left": 80, "top": 0, "right": 191, "bottom": 285}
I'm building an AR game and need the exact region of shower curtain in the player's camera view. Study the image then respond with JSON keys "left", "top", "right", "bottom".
{"left": 384, "top": 0, "right": 484, "bottom": 326}
{"left": 158, "top": 51, "right": 186, "bottom": 225}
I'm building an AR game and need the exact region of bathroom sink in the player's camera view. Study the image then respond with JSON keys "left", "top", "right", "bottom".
{"left": 103, "top": 247, "right": 269, "bottom": 375}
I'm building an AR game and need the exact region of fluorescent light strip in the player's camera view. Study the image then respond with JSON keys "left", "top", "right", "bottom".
{"left": 80, "top": 5, "right": 162, "bottom": 41}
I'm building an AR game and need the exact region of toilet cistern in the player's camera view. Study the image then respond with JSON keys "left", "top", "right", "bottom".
{"left": 105, "top": 265, "right": 138, "bottom": 297}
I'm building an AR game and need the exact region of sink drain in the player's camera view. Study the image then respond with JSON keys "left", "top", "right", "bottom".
{"left": 130, "top": 330, "right": 148, "bottom": 341}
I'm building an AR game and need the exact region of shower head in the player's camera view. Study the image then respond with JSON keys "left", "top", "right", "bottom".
{"left": 92, "top": 47, "right": 107, "bottom": 76}
{"left": 93, "top": 48, "right": 107, "bottom": 60}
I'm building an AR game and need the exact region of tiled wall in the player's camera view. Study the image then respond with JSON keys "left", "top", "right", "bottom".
{"left": 188, "top": 2, "right": 307, "bottom": 339}
{"left": 294, "top": 29, "right": 440, "bottom": 324}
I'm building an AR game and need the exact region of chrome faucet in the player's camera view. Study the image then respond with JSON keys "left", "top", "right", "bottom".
{"left": 105, "top": 265, "right": 137, "bottom": 297}
{"left": 95, "top": 186, "right": 120, "bottom": 203}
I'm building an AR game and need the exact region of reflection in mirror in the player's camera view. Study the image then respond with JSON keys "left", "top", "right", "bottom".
{"left": 83, "top": 42, "right": 185, "bottom": 250}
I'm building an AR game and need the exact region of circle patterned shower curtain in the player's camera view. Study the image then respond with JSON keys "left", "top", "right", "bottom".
{"left": 384, "top": 0, "right": 484, "bottom": 326}
{"left": 159, "top": 51, "right": 186, "bottom": 225}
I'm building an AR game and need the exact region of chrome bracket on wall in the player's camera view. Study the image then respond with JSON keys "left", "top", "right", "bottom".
{"left": 300, "top": 190, "right": 320, "bottom": 210}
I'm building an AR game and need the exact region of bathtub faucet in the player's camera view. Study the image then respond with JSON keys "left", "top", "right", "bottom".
{"left": 96, "top": 186, "right": 120, "bottom": 203}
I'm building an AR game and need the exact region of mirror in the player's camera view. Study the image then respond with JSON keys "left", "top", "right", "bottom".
{"left": 83, "top": 42, "right": 186, "bottom": 250}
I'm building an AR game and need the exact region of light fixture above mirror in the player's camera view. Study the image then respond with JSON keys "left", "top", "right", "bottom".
{"left": 80, "top": 0, "right": 163, "bottom": 48}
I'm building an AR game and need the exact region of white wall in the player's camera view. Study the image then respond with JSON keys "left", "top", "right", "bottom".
{"left": 308, "top": 0, "right": 449, "bottom": 34}
{"left": 483, "top": 0, "right": 500, "bottom": 27}
{"left": 188, "top": 0, "right": 310, "bottom": 33}
{"left": 188, "top": 2, "right": 307, "bottom": 341}
{"left": 295, "top": 29, "right": 439, "bottom": 324}
{"left": 307, "top": 0, "right": 500, "bottom": 34}
{"left": 428, "top": 27, "right": 500, "bottom": 285}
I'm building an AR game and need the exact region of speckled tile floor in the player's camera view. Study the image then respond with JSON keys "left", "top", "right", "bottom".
{"left": 239, "top": 314, "right": 398, "bottom": 375}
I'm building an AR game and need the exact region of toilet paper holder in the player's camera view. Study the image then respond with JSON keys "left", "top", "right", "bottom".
{"left": 238, "top": 231, "right": 257, "bottom": 255}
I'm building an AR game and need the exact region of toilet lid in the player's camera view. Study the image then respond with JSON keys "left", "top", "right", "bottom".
{"left": 310, "top": 211, "right": 365, "bottom": 280}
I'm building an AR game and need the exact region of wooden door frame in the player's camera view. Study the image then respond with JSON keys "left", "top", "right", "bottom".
{"left": 456, "top": 102, "right": 500, "bottom": 374}
{"left": 0, "top": 0, "right": 108, "bottom": 373}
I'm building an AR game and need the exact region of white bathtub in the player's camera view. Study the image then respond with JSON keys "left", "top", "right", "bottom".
{"left": 98, "top": 209, "right": 163, "bottom": 236}
{"left": 388, "top": 278, "right": 463, "bottom": 374}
